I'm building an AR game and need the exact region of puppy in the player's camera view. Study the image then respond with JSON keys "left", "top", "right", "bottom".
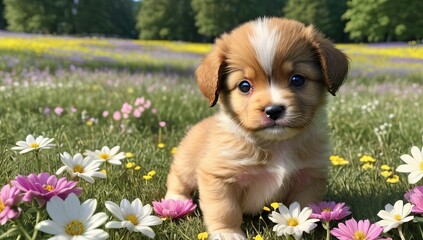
{"left": 165, "top": 17, "right": 348, "bottom": 239}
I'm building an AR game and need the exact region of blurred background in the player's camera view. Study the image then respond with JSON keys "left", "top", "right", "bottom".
{"left": 0, "top": 0, "right": 422, "bottom": 43}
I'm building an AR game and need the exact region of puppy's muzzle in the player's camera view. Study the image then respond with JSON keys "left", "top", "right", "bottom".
{"left": 264, "top": 105, "right": 286, "bottom": 120}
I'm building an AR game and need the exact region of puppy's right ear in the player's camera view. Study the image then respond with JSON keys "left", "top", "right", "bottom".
{"left": 196, "top": 37, "right": 228, "bottom": 107}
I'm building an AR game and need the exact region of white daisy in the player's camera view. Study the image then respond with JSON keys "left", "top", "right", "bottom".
{"left": 105, "top": 198, "right": 162, "bottom": 238}
{"left": 56, "top": 152, "right": 106, "bottom": 184}
{"left": 396, "top": 146, "right": 423, "bottom": 184}
{"left": 11, "top": 134, "right": 55, "bottom": 154}
{"left": 35, "top": 193, "right": 109, "bottom": 240}
{"left": 268, "top": 202, "right": 319, "bottom": 240}
{"left": 84, "top": 146, "right": 125, "bottom": 165}
{"left": 377, "top": 200, "right": 414, "bottom": 233}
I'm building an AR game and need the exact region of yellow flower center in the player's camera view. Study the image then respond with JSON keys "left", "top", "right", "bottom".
{"left": 30, "top": 143, "right": 40, "bottom": 148}
{"left": 125, "top": 214, "right": 138, "bottom": 225}
{"left": 353, "top": 230, "right": 366, "bottom": 240}
{"left": 322, "top": 208, "right": 332, "bottom": 212}
{"left": 0, "top": 200, "right": 5, "bottom": 212}
{"left": 420, "top": 162, "right": 423, "bottom": 171}
{"left": 65, "top": 220, "right": 84, "bottom": 235}
{"left": 287, "top": 217, "right": 299, "bottom": 226}
{"left": 394, "top": 214, "right": 402, "bottom": 221}
{"left": 73, "top": 164, "right": 84, "bottom": 173}
{"left": 99, "top": 153, "right": 109, "bottom": 160}
{"left": 42, "top": 184, "right": 55, "bottom": 192}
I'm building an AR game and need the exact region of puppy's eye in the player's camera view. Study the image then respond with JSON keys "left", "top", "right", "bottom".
{"left": 238, "top": 80, "right": 252, "bottom": 94}
{"left": 290, "top": 74, "right": 306, "bottom": 87}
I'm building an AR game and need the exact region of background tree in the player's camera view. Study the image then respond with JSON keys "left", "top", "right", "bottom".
{"left": 0, "top": 0, "right": 7, "bottom": 29}
{"left": 344, "top": 0, "right": 423, "bottom": 42}
{"left": 4, "top": 0, "right": 72, "bottom": 34}
{"left": 137, "top": 0, "right": 198, "bottom": 41}
{"left": 4, "top": 0, "right": 137, "bottom": 37}
{"left": 191, "top": 0, "right": 286, "bottom": 40}
{"left": 74, "top": 0, "right": 136, "bottom": 38}
{"left": 283, "top": 0, "right": 347, "bottom": 42}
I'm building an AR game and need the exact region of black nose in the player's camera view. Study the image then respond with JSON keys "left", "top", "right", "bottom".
{"left": 264, "top": 105, "right": 285, "bottom": 120}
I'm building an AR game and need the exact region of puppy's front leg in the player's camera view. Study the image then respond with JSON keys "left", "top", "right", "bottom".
{"left": 198, "top": 171, "right": 246, "bottom": 240}
{"left": 286, "top": 168, "right": 327, "bottom": 206}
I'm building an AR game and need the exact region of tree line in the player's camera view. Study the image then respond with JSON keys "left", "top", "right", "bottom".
{"left": 0, "top": 0, "right": 422, "bottom": 43}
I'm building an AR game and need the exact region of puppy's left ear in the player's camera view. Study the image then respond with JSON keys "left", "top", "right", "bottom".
{"left": 312, "top": 31, "right": 349, "bottom": 96}
{"left": 195, "top": 36, "right": 228, "bottom": 107}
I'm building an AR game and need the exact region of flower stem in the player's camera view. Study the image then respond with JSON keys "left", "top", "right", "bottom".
{"left": 398, "top": 225, "right": 406, "bottom": 240}
{"left": 14, "top": 218, "right": 32, "bottom": 240}
{"left": 323, "top": 221, "right": 331, "bottom": 240}
{"left": 34, "top": 150, "right": 41, "bottom": 173}
{"left": 31, "top": 208, "right": 42, "bottom": 240}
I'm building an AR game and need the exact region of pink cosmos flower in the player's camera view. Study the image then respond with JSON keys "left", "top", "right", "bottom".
{"left": 102, "top": 111, "right": 109, "bottom": 118}
{"left": 309, "top": 201, "right": 351, "bottom": 222}
{"left": 135, "top": 97, "right": 145, "bottom": 106}
{"left": 144, "top": 100, "right": 152, "bottom": 109}
{"left": 11, "top": 172, "right": 82, "bottom": 207}
{"left": 54, "top": 107, "right": 64, "bottom": 116}
{"left": 331, "top": 218, "right": 383, "bottom": 240}
{"left": 0, "top": 184, "right": 23, "bottom": 225}
{"left": 113, "top": 111, "right": 121, "bottom": 121}
{"left": 405, "top": 185, "right": 423, "bottom": 214}
{"left": 133, "top": 108, "right": 143, "bottom": 118}
{"left": 121, "top": 102, "right": 133, "bottom": 114}
{"left": 152, "top": 199, "right": 196, "bottom": 220}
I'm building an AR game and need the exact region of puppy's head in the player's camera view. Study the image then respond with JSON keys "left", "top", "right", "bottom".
{"left": 196, "top": 18, "right": 349, "bottom": 141}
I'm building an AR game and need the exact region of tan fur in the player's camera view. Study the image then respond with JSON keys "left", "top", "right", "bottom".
{"left": 165, "top": 17, "right": 349, "bottom": 239}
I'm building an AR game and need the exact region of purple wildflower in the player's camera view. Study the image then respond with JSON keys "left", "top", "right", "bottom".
{"left": 153, "top": 199, "right": 196, "bottom": 220}
{"left": 405, "top": 185, "right": 423, "bottom": 214}
{"left": 11, "top": 172, "right": 82, "bottom": 207}
{"left": 0, "top": 184, "right": 23, "bottom": 225}
{"left": 309, "top": 201, "right": 351, "bottom": 222}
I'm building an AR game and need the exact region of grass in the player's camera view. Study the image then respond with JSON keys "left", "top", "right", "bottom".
{"left": 0, "top": 33, "right": 423, "bottom": 239}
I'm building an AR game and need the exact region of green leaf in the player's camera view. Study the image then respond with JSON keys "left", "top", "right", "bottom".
{"left": 0, "top": 226, "right": 20, "bottom": 239}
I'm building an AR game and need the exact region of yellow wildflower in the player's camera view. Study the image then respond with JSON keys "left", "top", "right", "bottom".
{"left": 381, "top": 171, "right": 392, "bottom": 178}
{"left": 360, "top": 155, "right": 376, "bottom": 163}
{"left": 171, "top": 147, "right": 178, "bottom": 155}
{"left": 100, "top": 169, "right": 107, "bottom": 174}
{"left": 270, "top": 202, "right": 280, "bottom": 210}
{"left": 127, "top": 87, "right": 134, "bottom": 94}
{"left": 143, "top": 175, "right": 153, "bottom": 180}
{"left": 86, "top": 120, "right": 93, "bottom": 126}
{"left": 125, "top": 152, "right": 134, "bottom": 158}
{"left": 158, "top": 143, "right": 165, "bottom": 149}
{"left": 254, "top": 235, "right": 263, "bottom": 240}
{"left": 148, "top": 170, "right": 156, "bottom": 176}
{"left": 380, "top": 164, "right": 391, "bottom": 170}
{"left": 329, "top": 155, "right": 349, "bottom": 165}
{"left": 362, "top": 163, "right": 374, "bottom": 170}
{"left": 198, "top": 232, "right": 209, "bottom": 240}
{"left": 134, "top": 166, "right": 141, "bottom": 171}
{"left": 386, "top": 175, "right": 400, "bottom": 183}
{"left": 125, "top": 162, "right": 135, "bottom": 169}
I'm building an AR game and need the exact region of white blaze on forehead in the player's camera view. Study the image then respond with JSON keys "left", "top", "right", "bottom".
{"left": 249, "top": 18, "right": 280, "bottom": 76}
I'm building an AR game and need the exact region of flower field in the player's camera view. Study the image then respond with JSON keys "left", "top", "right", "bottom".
{"left": 0, "top": 33, "right": 423, "bottom": 239}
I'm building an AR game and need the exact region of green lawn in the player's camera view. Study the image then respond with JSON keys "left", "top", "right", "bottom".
{"left": 1, "top": 34, "right": 423, "bottom": 239}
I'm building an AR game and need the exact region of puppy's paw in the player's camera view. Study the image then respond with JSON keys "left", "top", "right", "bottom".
{"left": 208, "top": 232, "right": 246, "bottom": 240}
{"left": 164, "top": 192, "right": 189, "bottom": 201}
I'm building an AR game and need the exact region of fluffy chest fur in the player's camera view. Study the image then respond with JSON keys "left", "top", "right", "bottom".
{"left": 211, "top": 110, "right": 331, "bottom": 214}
